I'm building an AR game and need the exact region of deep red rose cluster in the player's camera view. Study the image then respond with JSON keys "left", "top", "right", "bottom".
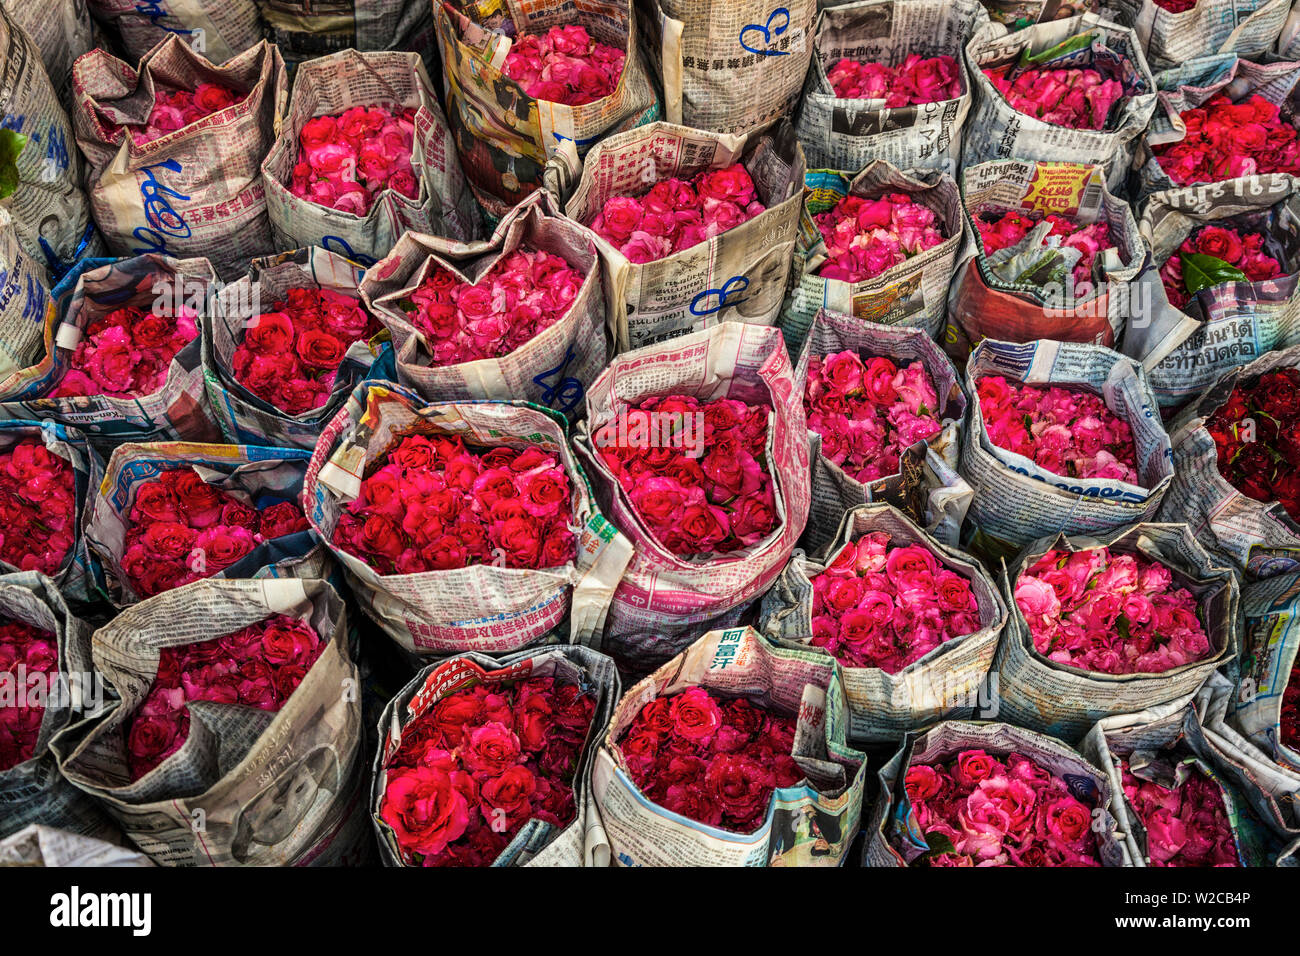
{"left": 52, "top": 305, "right": 199, "bottom": 399}
{"left": 810, "top": 531, "right": 980, "bottom": 673}
{"left": 0, "top": 439, "right": 77, "bottom": 576}
{"left": 903, "top": 749, "right": 1103, "bottom": 866}
{"left": 332, "top": 433, "right": 576, "bottom": 575}
{"left": 125, "top": 615, "right": 323, "bottom": 781}
{"left": 975, "top": 207, "right": 1113, "bottom": 288}
{"left": 1159, "top": 224, "right": 1283, "bottom": 310}
{"left": 502, "top": 25, "right": 626, "bottom": 106}
{"left": 0, "top": 619, "right": 57, "bottom": 772}
{"left": 826, "top": 54, "right": 962, "bottom": 105}
{"left": 122, "top": 468, "right": 309, "bottom": 598}
{"left": 401, "top": 248, "right": 584, "bottom": 366}
{"left": 1120, "top": 759, "right": 1238, "bottom": 866}
{"left": 1154, "top": 95, "right": 1300, "bottom": 185}
{"left": 291, "top": 106, "right": 420, "bottom": 216}
{"left": 617, "top": 687, "right": 802, "bottom": 833}
{"left": 590, "top": 164, "right": 766, "bottom": 264}
{"left": 594, "top": 394, "right": 777, "bottom": 556}
{"left": 1153, "top": 0, "right": 1195, "bottom": 9}
{"left": 232, "top": 287, "right": 380, "bottom": 415}
{"left": 122, "top": 82, "right": 244, "bottom": 146}
{"left": 1282, "top": 663, "right": 1300, "bottom": 753}
{"left": 379, "top": 677, "right": 596, "bottom": 866}
{"left": 1204, "top": 367, "right": 1300, "bottom": 520}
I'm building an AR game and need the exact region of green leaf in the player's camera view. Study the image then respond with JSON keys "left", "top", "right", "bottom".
{"left": 0, "top": 129, "right": 26, "bottom": 200}
{"left": 1116, "top": 614, "right": 1130, "bottom": 644}
{"left": 1180, "top": 252, "right": 1248, "bottom": 297}
{"left": 1020, "top": 32, "right": 1097, "bottom": 67}
{"left": 919, "top": 830, "right": 957, "bottom": 861}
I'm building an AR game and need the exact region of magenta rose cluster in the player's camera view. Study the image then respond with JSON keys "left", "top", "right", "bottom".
{"left": 0, "top": 439, "right": 77, "bottom": 576}
{"left": 52, "top": 305, "right": 199, "bottom": 399}
{"left": 827, "top": 54, "right": 962, "bottom": 105}
{"left": 501, "top": 25, "right": 626, "bottom": 106}
{"left": 0, "top": 619, "right": 57, "bottom": 772}
{"left": 120, "top": 81, "right": 244, "bottom": 145}
{"left": 618, "top": 686, "right": 802, "bottom": 834}
{"left": 591, "top": 164, "right": 767, "bottom": 264}
{"left": 804, "top": 350, "right": 942, "bottom": 483}
{"left": 1120, "top": 759, "right": 1238, "bottom": 867}
{"left": 983, "top": 65, "right": 1124, "bottom": 131}
{"left": 904, "top": 749, "right": 1103, "bottom": 866}
{"left": 290, "top": 106, "right": 420, "bottom": 216}
{"left": 814, "top": 192, "right": 946, "bottom": 283}
{"left": 809, "top": 531, "right": 979, "bottom": 673}
{"left": 125, "top": 615, "right": 324, "bottom": 780}
{"left": 1014, "top": 547, "right": 1212, "bottom": 676}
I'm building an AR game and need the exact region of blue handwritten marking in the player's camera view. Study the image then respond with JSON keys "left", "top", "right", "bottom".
{"left": 740, "top": 8, "right": 791, "bottom": 57}
{"left": 320, "top": 235, "right": 378, "bottom": 268}
{"left": 532, "top": 346, "right": 583, "bottom": 413}
{"left": 130, "top": 159, "right": 191, "bottom": 256}
{"left": 690, "top": 276, "right": 750, "bottom": 316}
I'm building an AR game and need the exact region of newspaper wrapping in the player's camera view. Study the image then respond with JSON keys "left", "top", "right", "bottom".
{"left": 87, "top": 0, "right": 264, "bottom": 66}
{"left": 592, "top": 626, "right": 868, "bottom": 866}
{"left": 1194, "top": 669, "right": 1300, "bottom": 837}
{"left": 0, "top": 570, "right": 119, "bottom": 843}
{"left": 639, "top": 0, "right": 815, "bottom": 136}
{"left": 1113, "top": 0, "right": 1289, "bottom": 72}
{"left": 1157, "top": 344, "right": 1300, "bottom": 578}
{"left": 0, "top": 7, "right": 100, "bottom": 276}
{"left": 792, "top": 308, "right": 970, "bottom": 553}
{"left": 72, "top": 38, "right": 288, "bottom": 282}
{"left": 436, "top": 0, "right": 658, "bottom": 219}
{"left": 794, "top": 0, "right": 987, "bottom": 174}
{"left": 85, "top": 441, "right": 314, "bottom": 607}
{"left": 261, "top": 48, "right": 482, "bottom": 268}
{"left": 863, "top": 718, "right": 1132, "bottom": 865}
{"left": 52, "top": 577, "right": 373, "bottom": 866}
{"left": 560, "top": 120, "right": 805, "bottom": 353}
{"left": 1229, "top": 572, "right": 1300, "bottom": 774}
{"left": 962, "top": 14, "right": 1157, "bottom": 194}
{"left": 0, "top": 207, "right": 53, "bottom": 388}
{"left": 758, "top": 504, "right": 1007, "bottom": 743}
{"left": 360, "top": 191, "right": 610, "bottom": 419}
{"left": 371, "top": 644, "right": 621, "bottom": 866}
{"left": 0, "top": 825, "right": 151, "bottom": 866}
{"left": 571, "top": 322, "right": 811, "bottom": 671}
{"left": 0, "top": 254, "right": 222, "bottom": 448}
{"left": 256, "top": 0, "right": 436, "bottom": 70}
{"left": 945, "top": 159, "right": 1154, "bottom": 365}
{"left": 1125, "top": 175, "right": 1300, "bottom": 409}
{"left": 993, "top": 522, "right": 1238, "bottom": 742}
{"left": 1, "top": 0, "right": 94, "bottom": 105}
{"left": 975, "top": 0, "right": 1127, "bottom": 32}
{"left": 1135, "top": 54, "right": 1300, "bottom": 200}
{"left": 960, "top": 338, "right": 1175, "bottom": 561}
{"left": 0, "top": 421, "right": 103, "bottom": 604}
{"left": 780, "top": 161, "right": 965, "bottom": 355}
{"left": 303, "top": 380, "right": 634, "bottom": 656}
{"left": 1280, "top": 0, "right": 1300, "bottom": 57}
{"left": 1080, "top": 688, "right": 1284, "bottom": 866}
{"left": 204, "top": 246, "right": 395, "bottom": 449}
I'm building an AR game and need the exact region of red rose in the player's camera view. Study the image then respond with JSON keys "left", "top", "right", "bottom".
{"left": 380, "top": 765, "right": 471, "bottom": 858}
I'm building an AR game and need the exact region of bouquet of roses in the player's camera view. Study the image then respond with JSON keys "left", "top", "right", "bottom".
{"left": 982, "top": 63, "right": 1123, "bottom": 130}
{"left": 398, "top": 248, "right": 585, "bottom": 366}
{"left": 1119, "top": 757, "right": 1239, "bottom": 866}
{"left": 814, "top": 192, "right": 948, "bottom": 283}
{"left": 826, "top": 54, "right": 962, "bottom": 104}
{"left": 51, "top": 304, "right": 198, "bottom": 400}
{"left": 804, "top": 350, "right": 943, "bottom": 483}
{"left": 0, "top": 439, "right": 77, "bottom": 577}
{"left": 231, "top": 287, "right": 381, "bottom": 415}
{"left": 291, "top": 106, "right": 419, "bottom": 217}
{"left": 1283, "top": 662, "right": 1300, "bottom": 753}
{"left": 501, "top": 24, "right": 626, "bottom": 106}
{"left": 1153, "top": 94, "right": 1300, "bottom": 185}
{"left": 378, "top": 674, "right": 597, "bottom": 865}
{"left": 1158, "top": 223, "right": 1285, "bottom": 310}
{"left": 977, "top": 376, "right": 1140, "bottom": 483}
{"left": 125, "top": 614, "right": 324, "bottom": 780}
{"left": 0, "top": 618, "right": 57, "bottom": 772}
{"left": 808, "top": 531, "right": 980, "bottom": 673}
{"left": 974, "top": 206, "right": 1113, "bottom": 288}
{"left": 616, "top": 686, "right": 801, "bottom": 834}
{"left": 589, "top": 164, "right": 767, "bottom": 264}
{"left": 332, "top": 432, "right": 575, "bottom": 576}
{"left": 901, "top": 747, "right": 1105, "bottom": 866}
{"left": 119, "top": 81, "right": 245, "bottom": 145}
{"left": 1203, "top": 366, "right": 1300, "bottom": 520}
{"left": 1153, "top": 0, "right": 1195, "bottom": 9}
{"left": 1014, "top": 546, "right": 1212, "bottom": 675}
{"left": 593, "top": 394, "right": 777, "bottom": 556}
